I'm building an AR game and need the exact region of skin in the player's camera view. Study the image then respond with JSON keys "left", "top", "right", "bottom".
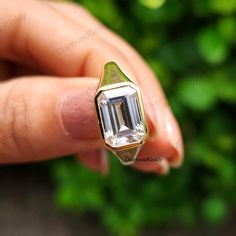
{"left": 0, "top": 0, "right": 183, "bottom": 175}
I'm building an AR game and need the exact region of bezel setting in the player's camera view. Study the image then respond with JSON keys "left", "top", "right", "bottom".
{"left": 94, "top": 62, "right": 149, "bottom": 165}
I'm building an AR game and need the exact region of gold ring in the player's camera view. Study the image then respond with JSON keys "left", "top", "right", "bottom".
{"left": 94, "top": 62, "right": 149, "bottom": 165}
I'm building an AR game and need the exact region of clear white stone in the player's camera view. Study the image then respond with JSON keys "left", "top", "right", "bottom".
{"left": 97, "top": 85, "right": 145, "bottom": 148}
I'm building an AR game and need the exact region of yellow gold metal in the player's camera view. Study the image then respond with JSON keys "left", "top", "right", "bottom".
{"left": 94, "top": 62, "right": 149, "bottom": 165}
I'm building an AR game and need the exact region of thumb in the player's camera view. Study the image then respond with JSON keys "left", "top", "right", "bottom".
{"left": 0, "top": 76, "right": 101, "bottom": 163}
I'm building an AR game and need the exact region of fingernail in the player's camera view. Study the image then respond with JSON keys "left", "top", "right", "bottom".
{"left": 100, "top": 149, "right": 109, "bottom": 175}
{"left": 155, "top": 158, "right": 169, "bottom": 175}
{"left": 76, "top": 148, "right": 109, "bottom": 175}
{"left": 59, "top": 87, "right": 100, "bottom": 140}
{"left": 164, "top": 107, "right": 184, "bottom": 167}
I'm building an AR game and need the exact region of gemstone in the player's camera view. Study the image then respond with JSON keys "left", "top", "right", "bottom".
{"left": 96, "top": 85, "right": 146, "bottom": 148}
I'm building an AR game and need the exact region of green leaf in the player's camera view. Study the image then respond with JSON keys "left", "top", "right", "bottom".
{"left": 177, "top": 76, "right": 218, "bottom": 111}
{"left": 197, "top": 27, "right": 230, "bottom": 64}
{"left": 178, "top": 204, "right": 196, "bottom": 226}
{"left": 132, "top": 0, "right": 184, "bottom": 24}
{"left": 217, "top": 16, "right": 236, "bottom": 42}
{"left": 202, "top": 197, "right": 227, "bottom": 223}
{"left": 78, "top": 0, "right": 122, "bottom": 29}
{"left": 192, "top": 0, "right": 210, "bottom": 16}
{"left": 212, "top": 71, "right": 236, "bottom": 103}
{"left": 138, "top": 0, "right": 166, "bottom": 9}
{"left": 209, "top": 0, "right": 236, "bottom": 15}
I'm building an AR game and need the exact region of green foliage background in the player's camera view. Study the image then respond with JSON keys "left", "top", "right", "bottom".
{"left": 52, "top": 0, "right": 236, "bottom": 235}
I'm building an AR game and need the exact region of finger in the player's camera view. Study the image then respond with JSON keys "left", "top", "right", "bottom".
{"left": 0, "top": 76, "right": 102, "bottom": 163}
{"left": 133, "top": 154, "right": 170, "bottom": 175}
{"left": 0, "top": 61, "right": 11, "bottom": 80}
{"left": 48, "top": 2, "right": 184, "bottom": 168}
{"left": 76, "top": 148, "right": 108, "bottom": 175}
{"left": 0, "top": 0, "right": 122, "bottom": 76}
{"left": 0, "top": 61, "right": 43, "bottom": 80}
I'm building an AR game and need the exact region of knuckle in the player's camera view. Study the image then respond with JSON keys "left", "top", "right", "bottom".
{"left": 0, "top": 81, "right": 35, "bottom": 158}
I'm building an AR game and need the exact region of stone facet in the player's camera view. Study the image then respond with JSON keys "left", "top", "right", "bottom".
{"left": 97, "top": 85, "right": 145, "bottom": 148}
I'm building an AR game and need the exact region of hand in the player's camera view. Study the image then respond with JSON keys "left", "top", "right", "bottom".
{"left": 0, "top": 0, "right": 183, "bottom": 174}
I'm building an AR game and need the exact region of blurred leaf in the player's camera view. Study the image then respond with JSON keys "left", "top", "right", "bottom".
{"left": 212, "top": 70, "right": 236, "bottom": 103}
{"left": 197, "top": 27, "right": 230, "bottom": 64}
{"left": 132, "top": 0, "right": 184, "bottom": 24}
{"left": 138, "top": 0, "right": 166, "bottom": 9}
{"left": 178, "top": 204, "right": 196, "bottom": 226}
{"left": 214, "top": 135, "right": 236, "bottom": 152}
{"left": 148, "top": 59, "right": 171, "bottom": 88}
{"left": 217, "top": 16, "right": 236, "bottom": 42}
{"left": 192, "top": 0, "right": 210, "bottom": 16}
{"left": 53, "top": 160, "right": 105, "bottom": 211}
{"left": 177, "top": 76, "right": 218, "bottom": 111}
{"left": 209, "top": 0, "right": 236, "bottom": 15}
{"left": 202, "top": 196, "right": 227, "bottom": 223}
{"left": 77, "top": 0, "right": 122, "bottom": 29}
{"left": 158, "top": 36, "right": 200, "bottom": 73}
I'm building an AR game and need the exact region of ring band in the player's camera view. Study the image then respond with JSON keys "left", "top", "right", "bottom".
{"left": 94, "top": 62, "right": 149, "bottom": 165}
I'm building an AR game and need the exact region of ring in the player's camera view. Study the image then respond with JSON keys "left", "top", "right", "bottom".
{"left": 94, "top": 62, "right": 149, "bottom": 165}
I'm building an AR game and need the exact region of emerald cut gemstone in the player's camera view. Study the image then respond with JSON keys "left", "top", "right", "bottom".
{"left": 97, "top": 85, "right": 146, "bottom": 148}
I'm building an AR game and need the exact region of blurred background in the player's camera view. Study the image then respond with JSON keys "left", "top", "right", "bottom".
{"left": 1, "top": 0, "right": 236, "bottom": 235}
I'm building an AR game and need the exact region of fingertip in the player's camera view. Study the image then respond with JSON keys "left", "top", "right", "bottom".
{"left": 154, "top": 158, "right": 170, "bottom": 175}
{"left": 77, "top": 148, "right": 109, "bottom": 175}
